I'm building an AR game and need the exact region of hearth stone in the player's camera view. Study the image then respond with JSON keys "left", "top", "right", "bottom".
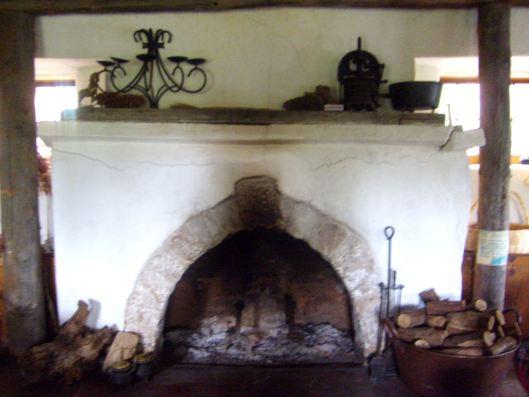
{"left": 164, "top": 323, "right": 360, "bottom": 365}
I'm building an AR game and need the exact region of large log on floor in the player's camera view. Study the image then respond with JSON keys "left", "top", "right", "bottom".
{"left": 473, "top": 1, "right": 511, "bottom": 310}
{"left": 0, "top": 12, "right": 46, "bottom": 355}
{"left": 19, "top": 301, "right": 115, "bottom": 384}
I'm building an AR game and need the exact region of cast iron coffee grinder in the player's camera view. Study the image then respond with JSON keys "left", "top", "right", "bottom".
{"left": 338, "top": 37, "right": 386, "bottom": 111}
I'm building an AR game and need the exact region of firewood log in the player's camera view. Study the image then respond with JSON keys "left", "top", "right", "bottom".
{"left": 58, "top": 300, "right": 90, "bottom": 341}
{"left": 483, "top": 331, "right": 497, "bottom": 347}
{"left": 419, "top": 288, "right": 440, "bottom": 303}
{"left": 495, "top": 310, "right": 506, "bottom": 326}
{"left": 440, "top": 347, "right": 483, "bottom": 357}
{"left": 488, "top": 336, "right": 518, "bottom": 355}
{"left": 445, "top": 311, "right": 490, "bottom": 334}
{"left": 77, "top": 327, "right": 114, "bottom": 362}
{"left": 102, "top": 331, "right": 140, "bottom": 371}
{"left": 426, "top": 315, "right": 447, "bottom": 329}
{"left": 511, "top": 322, "right": 523, "bottom": 338}
{"left": 397, "top": 327, "right": 448, "bottom": 347}
{"left": 426, "top": 300, "right": 466, "bottom": 315}
{"left": 487, "top": 316, "right": 496, "bottom": 331}
{"left": 447, "top": 310, "right": 489, "bottom": 323}
{"left": 414, "top": 339, "right": 431, "bottom": 349}
{"left": 472, "top": 299, "right": 488, "bottom": 312}
{"left": 446, "top": 323, "right": 472, "bottom": 335}
{"left": 443, "top": 332, "right": 484, "bottom": 348}
{"left": 457, "top": 339, "right": 484, "bottom": 348}
{"left": 396, "top": 309, "right": 426, "bottom": 328}
{"left": 19, "top": 300, "right": 116, "bottom": 384}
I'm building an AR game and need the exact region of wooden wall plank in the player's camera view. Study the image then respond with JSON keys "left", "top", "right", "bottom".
{"left": 473, "top": 2, "right": 511, "bottom": 310}
{"left": 0, "top": 0, "right": 528, "bottom": 14}
{"left": 0, "top": 12, "right": 46, "bottom": 355}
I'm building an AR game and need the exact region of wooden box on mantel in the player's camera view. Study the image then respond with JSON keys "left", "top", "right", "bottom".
{"left": 462, "top": 250, "right": 529, "bottom": 338}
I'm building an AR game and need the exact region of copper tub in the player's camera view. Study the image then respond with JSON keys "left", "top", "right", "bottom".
{"left": 384, "top": 315, "right": 520, "bottom": 397}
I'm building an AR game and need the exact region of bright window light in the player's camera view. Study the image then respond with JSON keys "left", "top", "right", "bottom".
{"left": 438, "top": 83, "right": 529, "bottom": 158}
{"left": 35, "top": 83, "right": 78, "bottom": 159}
{"left": 35, "top": 85, "right": 78, "bottom": 122}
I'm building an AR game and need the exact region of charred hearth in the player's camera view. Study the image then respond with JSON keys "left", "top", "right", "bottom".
{"left": 163, "top": 228, "right": 360, "bottom": 364}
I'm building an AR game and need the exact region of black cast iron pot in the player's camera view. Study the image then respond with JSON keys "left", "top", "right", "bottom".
{"left": 389, "top": 81, "right": 442, "bottom": 112}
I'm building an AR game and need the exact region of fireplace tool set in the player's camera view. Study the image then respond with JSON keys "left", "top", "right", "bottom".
{"left": 370, "top": 226, "right": 404, "bottom": 383}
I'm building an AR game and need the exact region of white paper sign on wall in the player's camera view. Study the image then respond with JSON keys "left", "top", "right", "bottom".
{"left": 476, "top": 230, "right": 510, "bottom": 266}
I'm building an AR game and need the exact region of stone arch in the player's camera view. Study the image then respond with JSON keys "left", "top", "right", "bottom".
{"left": 124, "top": 176, "right": 379, "bottom": 356}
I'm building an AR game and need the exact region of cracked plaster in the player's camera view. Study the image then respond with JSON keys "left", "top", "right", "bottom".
{"left": 41, "top": 120, "right": 473, "bottom": 360}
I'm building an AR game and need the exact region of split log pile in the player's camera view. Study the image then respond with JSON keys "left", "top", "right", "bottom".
{"left": 19, "top": 300, "right": 116, "bottom": 384}
{"left": 393, "top": 289, "right": 520, "bottom": 357}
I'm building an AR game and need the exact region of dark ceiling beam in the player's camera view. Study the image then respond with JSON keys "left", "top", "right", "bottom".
{"left": 0, "top": 0, "right": 528, "bottom": 14}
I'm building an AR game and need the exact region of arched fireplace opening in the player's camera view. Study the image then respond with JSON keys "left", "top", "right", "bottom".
{"left": 124, "top": 176, "right": 379, "bottom": 358}
{"left": 163, "top": 228, "right": 359, "bottom": 365}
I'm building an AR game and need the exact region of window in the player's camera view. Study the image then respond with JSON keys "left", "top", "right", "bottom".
{"left": 35, "top": 80, "right": 78, "bottom": 122}
{"left": 34, "top": 80, "right": 78, "bottom": 160}
{"left": 437, "top": 78, "right": 529, "bottom": 159}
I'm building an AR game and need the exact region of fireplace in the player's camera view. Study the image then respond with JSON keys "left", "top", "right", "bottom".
{"left": 163, "top": 227, "right": 359, "bottom": 364}
{"left": 123, "top": 175, "right": 379, "bottom": 357}
{"left": 38, "top": 112, "right": 483, "bottom": 360}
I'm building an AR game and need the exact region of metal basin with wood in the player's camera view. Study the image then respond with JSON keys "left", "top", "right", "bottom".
{"left": 384, "top": 319, "right": 519, "bottom": 397}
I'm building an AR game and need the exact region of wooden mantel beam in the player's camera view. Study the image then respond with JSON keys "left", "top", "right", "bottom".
{"left": 0, "top": 0, "right": 528, "bottom": 14}
{"left": 473, "top": 2, "right": 511, "bottom": 310}
{"left": 0, "top": 12, "right": 46, "bottom": 354}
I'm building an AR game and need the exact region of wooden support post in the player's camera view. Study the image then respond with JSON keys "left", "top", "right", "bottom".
{"left": 473, "top": 1, "right": 511, "bottom": 310}
{"left": 0, "top": 12, "right": 46, "bottom": 354}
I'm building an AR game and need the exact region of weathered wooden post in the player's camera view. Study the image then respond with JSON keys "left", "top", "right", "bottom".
{"left": 473, "top": 1, "right": 511, "bottom": 310}
{"left": 0, "top": 12, "right": 46, "bottom": 354}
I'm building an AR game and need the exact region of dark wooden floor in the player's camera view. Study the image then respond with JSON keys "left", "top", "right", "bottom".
{"left": 0, "top": 353, "right": 526, "bottom": 397}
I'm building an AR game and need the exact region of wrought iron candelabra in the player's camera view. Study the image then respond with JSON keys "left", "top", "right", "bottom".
{"left": 95, "top": 28, "right": 207, "bottom": 108}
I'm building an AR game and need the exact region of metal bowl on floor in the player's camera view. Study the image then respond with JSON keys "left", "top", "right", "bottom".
{"left": 383, "top": 318, "right": 519, "bottom": 397}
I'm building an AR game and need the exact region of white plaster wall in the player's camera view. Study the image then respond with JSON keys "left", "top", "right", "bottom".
{"left": 40, "top": 122, "right": 472, "bottom": 330}
{"left": 35, "top": 9, "right": 482, "bottom": 109}
{"left": 34, "top": 8, "right": 529, "bottom": 110}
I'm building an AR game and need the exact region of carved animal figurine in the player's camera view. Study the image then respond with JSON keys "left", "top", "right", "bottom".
{"left": 78, "top": 72, "right": 101, "bottom": 106}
